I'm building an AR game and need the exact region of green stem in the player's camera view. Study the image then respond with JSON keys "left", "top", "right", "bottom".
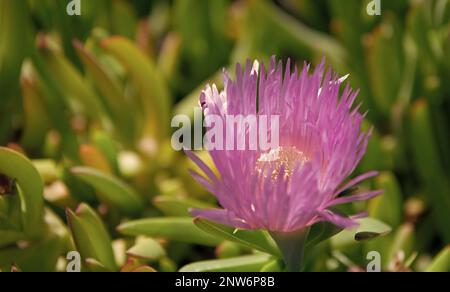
{"left": 270, "top": 227, "right": 310, "bottom": 272}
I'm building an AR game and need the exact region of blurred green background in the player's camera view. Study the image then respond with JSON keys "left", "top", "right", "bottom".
{"left": 0, "top": 0, "right": 449, "bottom": 272}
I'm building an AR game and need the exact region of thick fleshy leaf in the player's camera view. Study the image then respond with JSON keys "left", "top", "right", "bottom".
{"left": 426, "top": 246, "right": 450, "bottom": 272}
{"left": 306, "top": 221, "right": 343, "bottom": 248}
{"left": 365, "top": 14, "right": 403, "bottom": 115}
{"left": 79, "top": 144, "right": 113, "bottom": 174}
{"left": 246, "top": 0, "right": 347, "bottom": 65}
{"left": 0, "top": 0, "right": 32, "bottom": 144}
{"left": 101, "top": 36, "right": 170, "bottom": 140}
{"left": 73, "top": 39, "right": 136, "bottom": 143}
{"left": 153, "top": 196, "right": 215, "bottom": 217}
{"left": 126, "top": 237, "right": 166, "bottom": 261}
{"left": 260, "top": 259, "right": 283, "bottom": 272}
{"left": 216, "top": 241, "right": 247, "bottom": 259}
{"left": 409, "top": 100, "right": 450, "bottom": 242}
{"left": 332, "top": 218, "right": 391, "bottom": 248}
{"left": 0, "top": 147, "right": 44, "bottom": 238}
{"left": 385, "top": 223, "right": 415, "bottom": 265}
{"left": 20, "top": 61, "right": 51, "bottom": 151}
{"left": 0, "top": 208, "right": 68, "bottom": 272}
{"left": 39, "top": 36, "right": 108, "bottom": 123}
{"left": 85, "top": 258, "right": 112, "bottom": 272}
{"left": 369, "top": 172, "right": 403, "bottom": 228}
{"left": 91, "top": 130, "right": 120, "bottom": 174}
{"left": 29, "top": 48, "right": 80, "bottom": 160}
{"left": 117, "top": 217, "right": 220, "bottom": 246}
{"left": 0, "top": 233, "right": 64, "bottom": 272}
{"left": 120, "top": 259, "right": 158, "bottom": 273}
{"left": 354, "top": 218, "right": 392, "bottom": 241}
{"left": 194, "top": 218, "right": 281, "bottom": 257}
{"left": 71, "top": 166, "right": 144, "bottom": 215}
{"left": 179, "top": 254, "right": 272, "bottom": 272}
{"left": 66, "top": 203, "right": 117, "bottom": 271}
{"left": 0, "top": 230, "right": 26, "bottom": 248}
{"left": 32, "top": 160, "right": 61, "bottom": 183}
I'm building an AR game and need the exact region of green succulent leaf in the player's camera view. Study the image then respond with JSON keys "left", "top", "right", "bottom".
{"left": 409, "top": 100, "right": 450, "bottom": 242}
{"left": 126, "top": 237, "right": 166, "bottom": 261}
{"left": 101, "top": 36, "right": 170, "bottom": 141}
{"left": 73, "top": 39, "right": 136, "bottom": 143}
{"left": 194, "top": 218, "right": 281, "bottom": 257}
{"left": 70, "top": 166, "right": 144, "bottom": 215}
{"left": 153, "top": 196, "right": 215, "bottom": 217}
{"left": 66, "top": 203, "right": 117, "bottom": 271}
{"left": 0, "top": 230, "right": 26, "bottom": 248}
{"left": 179, "top": 254, "right": 272, "bottom": 272}
{"left": 38, "top": 37, "right": 108, "bottom": 124}
{"left": 369, "top": 172, "right": 403, "bottom": 229}
{"left": 117, "top": 217, "right": 220, "bottom": 246}
{"left": 353, "top": 218, "right": 392, "bottom": 241}
{"left": 85, "top": 258, "right": 112, "bottom": 272}
{"left": 0, "top": 147, "right": 44, "bottom": 239}
{"left": 386, "top": 223, "right": 415, "bottom": 265}
{"left": 331, "top": 218, "right": 392, "bottom": 248}
{"left": 426, "top": 246, "right": 450, "bottom": 272}
{"left": 306, "top": 221, "right": 343, "bottom": 248}
{"left": 260, "top": 259, "right": 283, "bottom": 272}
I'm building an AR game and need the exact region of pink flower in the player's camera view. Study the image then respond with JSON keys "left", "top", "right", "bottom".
{"left": 187, "top": 58, "right": 382, "bottom": 232}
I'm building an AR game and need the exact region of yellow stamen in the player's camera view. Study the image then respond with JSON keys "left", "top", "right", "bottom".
{"left": 255, "top": 146, "right": 309, "bottom": 179}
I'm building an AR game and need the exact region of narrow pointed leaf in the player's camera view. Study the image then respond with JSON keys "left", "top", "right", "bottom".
{"left": 71, "top": 166, "right": 144, "bottom": 215}
{"left": 179, "top": 254, "right": 272, "bottom": 272}
{"left": 194, "top": 218, "right": 281, "bottom": 257}
{"left": 39, "top": 37, "right": 107, "bottom": 122}
{"left": 117, "top": 217, "right": 219, "bottom": 246}
{"left": 332, "top": 218, "right": 391, "bottom": 248}
{"left": 101, "top": 37, "right": 170, "bottom": 140}
{"left": 0, "top": 147, "right": 44, "bottom": 238}
{"left": 153, "top": 196, "right": 215, "bottom": 217}
{"left": 426, "top": 246, "right": 450, "bottom": 272}
{"left": 126, "top": 237, "right": 166, "bottom": 261}
{"left": 66, "top": 203, "right": 117, "bottom": 271}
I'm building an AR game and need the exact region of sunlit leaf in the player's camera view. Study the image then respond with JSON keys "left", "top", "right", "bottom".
{"left": 153, "top": 196, "right": 215, "bottom": 217}
{"left": 426, "top": 246, "right": 450, "bottom": 272}
{"left": 101, "top": 36, "right": 170, "bottom": 141}
{"left": 179, "top": 254, "right": 272, "bottom": 272}
{"left": 126, "top": 237, "right": 166, "bottom": 261}
{"left": 71, "top": 166, "right": 144, "bottom": 215}
{"left": 66, "top": 203, "right": 117, "bottom": 271}
{"left": 332, "top": 218, "right": 391, "bottom": 248}
{"left": 117, "top": 217, "right": 220, "bottom": 246}
{"left": 194, "top": 218, "right": 281, "bottom": 257}
{"left": 0, "top": 147, "right": 44, "bottom": 238}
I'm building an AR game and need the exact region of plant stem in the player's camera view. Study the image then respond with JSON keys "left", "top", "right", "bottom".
{"left": 270, "top": 227, "right": 310, "bottom": 272}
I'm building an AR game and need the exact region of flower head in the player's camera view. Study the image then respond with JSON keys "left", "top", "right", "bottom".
{"left": 187, "top": 57, "right": 382, "bottom": 233}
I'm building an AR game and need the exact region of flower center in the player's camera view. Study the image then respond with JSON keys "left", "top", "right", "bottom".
{"left": 255, "top": 146, "right": 309, "bottom": 179}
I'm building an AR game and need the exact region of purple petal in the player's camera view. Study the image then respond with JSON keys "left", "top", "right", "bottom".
{"left": 325, "top": 190, "right": 383, "bottom": 208}
{"left": 184, "top": 150, "right": 218, "bottom": 183}
{"left": 317, "top": 210, "right": 359, "bottom": 229}
{"left": 188, "top": 170, "right": 217, "bottom": 195}
{"left": 334, "top": 171, "right": 379, "bottom": 196}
